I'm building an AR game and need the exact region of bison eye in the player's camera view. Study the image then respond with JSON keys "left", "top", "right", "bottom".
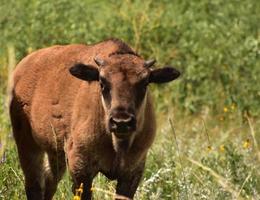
{"left": 137, "top": 78, "right": 149, "bottom": 90}
{"left": 100, "top": 77, "right": 110, "bottom": 95}
{"left": 135, "top": 78, "right": 149, "bottom": 95}
{"left": 134, "top": 78, "right": 148, "bottom": 108}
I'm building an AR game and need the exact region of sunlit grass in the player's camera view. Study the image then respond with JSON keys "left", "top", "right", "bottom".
{"left": 1, "top": 108, "right": 259, "bottom": 199}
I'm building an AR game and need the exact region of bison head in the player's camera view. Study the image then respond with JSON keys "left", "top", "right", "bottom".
{"left": 69, "top": 55, "right": 180, "bottom": 139}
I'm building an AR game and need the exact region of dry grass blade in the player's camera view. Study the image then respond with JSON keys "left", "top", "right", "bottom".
{"left": 0, "top": 44, "right": 15, "bottom": 165}
{"left": 169, "top": 118, "right": 189, "bottom": 200}
{"left": 245, "top": 114, "right": 260, "bottom": 162}
{"left": 169, "top": 118, "right": 181, "bottom": 160}
{"left": 9, "top": 167, "right": 23, "bottom": 183}
{"left": 7, "top": 44, "right": 16, "bottom": 105}
{"left": 201, "top": 117, "right": 211, "bottom": 147}
{"left": 187, "top": 157, "right": 244, "bottom": 200}
{"left": 235, "top": 172, "right": 251, "bottom": 199}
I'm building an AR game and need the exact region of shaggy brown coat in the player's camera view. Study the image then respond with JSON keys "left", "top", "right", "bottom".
{"left": 9, "top": 39, "right": 180, "bottom": 200}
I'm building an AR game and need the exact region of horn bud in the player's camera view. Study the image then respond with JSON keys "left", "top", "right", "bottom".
{"left": 144, "top": 59, "right": 156, "bottom": 68}
{"left": 94, "top": 57, "right": 105, "bottom": 67}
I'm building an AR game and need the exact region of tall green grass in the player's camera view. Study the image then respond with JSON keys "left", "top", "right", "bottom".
{"left": 0, "top": 110, "right": 259, "bottom": 199}
{"left": 0, "top": 0, "right": 259, "bottom": 115}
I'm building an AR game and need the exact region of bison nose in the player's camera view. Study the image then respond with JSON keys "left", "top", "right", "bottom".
{"left": 109, "top": 115, "right": 136, "bottom": 134}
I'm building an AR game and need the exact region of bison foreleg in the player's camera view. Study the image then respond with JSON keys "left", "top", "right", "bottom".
{"left": 115, "top": 162, "right": 145, "bottom": 200}
{"left": 10, "top": 99, "right": 45, "bottom": 200}
{"left": 71, "top": 173, "right": 95, "bottom": 200}
{"left": 43, "top": 152, "right": 66, "bottom": 200}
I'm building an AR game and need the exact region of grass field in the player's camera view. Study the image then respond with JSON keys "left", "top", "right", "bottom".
{"left": 1, "top": 102, "right": 260, "bottom": 199}
{"left": 0, "top": 0, "right": 259, "bottom": 199}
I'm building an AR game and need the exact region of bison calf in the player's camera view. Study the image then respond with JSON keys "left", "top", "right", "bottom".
{"left": 9, "top": 39, "right": 180, "bottom": 200}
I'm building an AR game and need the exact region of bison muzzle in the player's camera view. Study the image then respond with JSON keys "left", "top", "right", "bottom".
{"left": 9, "top": 39, "right": 180, "bottom": 200}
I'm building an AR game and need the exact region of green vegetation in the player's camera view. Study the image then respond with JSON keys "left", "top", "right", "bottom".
{"left": 0, "top": 0, "right": 259, "bottom": 199}
{"left": 1, "top": 113, "right": 260, "bottom": 200}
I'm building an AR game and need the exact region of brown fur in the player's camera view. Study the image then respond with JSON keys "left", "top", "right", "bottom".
{"left": 10, "top": 39, "right": 179, "bottom": 200}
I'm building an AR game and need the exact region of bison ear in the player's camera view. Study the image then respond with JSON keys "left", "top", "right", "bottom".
{"left": 149, "top": 67, "right": 180, "bottom": 84}
{"left": 69, "top": 63, "right": 99, "bottom": 81}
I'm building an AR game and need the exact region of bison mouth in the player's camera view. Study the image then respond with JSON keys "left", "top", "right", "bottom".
{"left": 112, "top": 131, "right": 132, "bottom": 139}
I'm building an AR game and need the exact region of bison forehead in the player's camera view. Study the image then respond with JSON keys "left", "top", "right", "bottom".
{"left": 101, "top": 67, "right": 148, "bottom": 83}
{"left": 100, "top": 56, "right": 149, "bottom": 83}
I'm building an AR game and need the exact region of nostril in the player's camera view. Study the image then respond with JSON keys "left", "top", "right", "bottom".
{"left": 127, "top": 116, "right": 136, "bottom": 127}
{"left": 109, "top": 117, "right": 117, "bottom": 129}
{"left": 109, "top": 115, "right": 136, "bottom": 133}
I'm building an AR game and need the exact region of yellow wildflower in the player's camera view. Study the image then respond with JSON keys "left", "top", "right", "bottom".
{"left": 243, "top": 139, "right": 250, "bottom": 149}
{"left": 73, "top": 196, "right": 80, "bottom": 200}
{"left": 73, "top": 183, "right": 84, "bottom": 200}
{"left": 207, "top": 145, "right": 212, "bottom": 152}
{"left": 223, "top": 107, "right": 228, "bottom": 113}
{"left": 27, "top": 47, "right": 33, "bottom": 54}
{"left": 231, "top": 104, "right": 236, "bottom": 110}
{"left": 219, "top": 145, "right": 225, "bottom": 152}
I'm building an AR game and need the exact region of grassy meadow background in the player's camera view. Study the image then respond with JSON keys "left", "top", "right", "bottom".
{"left": 0, "top": 0, "right": 259, "bottom": 199}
